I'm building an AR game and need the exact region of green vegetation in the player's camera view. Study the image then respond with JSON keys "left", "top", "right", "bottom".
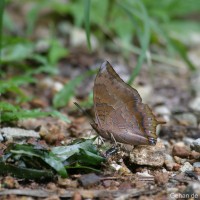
{"left": 0, "top": 138, "right": 105, "bottom": 180}
{"left": 1, "top": 0, "right": 199, "bottom": 179}
{"left": 1, "top": 0, "right": 200, "bottom": 122}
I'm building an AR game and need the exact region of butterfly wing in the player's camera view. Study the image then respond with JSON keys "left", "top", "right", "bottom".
{"left": 93, "top": 61, "right": 159, "bottom": 145}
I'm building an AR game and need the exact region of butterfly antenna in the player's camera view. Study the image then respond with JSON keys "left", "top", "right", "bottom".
{"left": 74, "top": 102, "right": 96, "bottom": 124}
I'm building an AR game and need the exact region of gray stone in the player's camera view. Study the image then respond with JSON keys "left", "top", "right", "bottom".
{"left": 189, "top": 97, "right": 200, "bottom": 112}
{"left": 179, "top": 162, "right": 194, "bottom": 172}
{"left": 129, "top": 141, "right": 165, "bottom": 167}
{"left": 154, "top": 105, "right": 171, "bottom": 123}
{"left": 193, "top": 162, "right": 200, "bottom": 168}
{"left": 0, "top": 134, "right": 3, "bottom": 142}
{"left": 78, "top": 173, "right": 101, "bottom": 187}
{"left": 191, "top": 138, "right": 200, "bottom": 153}
{"left": 173, "top": 113, "right": 197, "bottom": 126}
{"left": 154, "top": 105, "right": 171, "bottom": 116}
{"left": 70, "top": 27, "right": 99, "bottom": 50}
{"left": 134, "top": 85, "right": 153, "bottom": 104}
{"left": 183, "top": 182, "right": 200, "bottom": 197}
{"left": 1, "top": 127, "right": 40, "bottom": 141}
{"left": 183, "top": 137, "right": 195, "bottom": 146}
{"left": 35, "top": 39, "right": 50, "bottom": 53}
{"left": 164, "top": 154, "right": 176, "bottom": 171}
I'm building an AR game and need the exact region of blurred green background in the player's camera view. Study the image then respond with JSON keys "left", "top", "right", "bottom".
{"left": 1, "top": 0, "right": 200, "bottom": 122}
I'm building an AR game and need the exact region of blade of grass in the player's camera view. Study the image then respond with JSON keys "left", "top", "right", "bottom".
{"left": 1, "top": 107, "right": 70, "bottom": 123}
{"left": 170, "top": 38, "right": 196, "bottom": 71}
{"left": 150, "top": 20, "right": 196, "bottom": 71}
{"left": 0, "top": 0, "right": 5, "bottom": 63}
{"left": 118, "top": 0, "right": 151, "bottom": 84}
{"left": 53, "top": 69, "right": 97, "bottom": 108}
{"left": 84, "top": 0, "right": 91, "bottom": 50}
{"left": 99, "top": 25, "right": 183, "bottom": 68}
{"left": 115, "top": 38, "right": 181, "bottom": 67}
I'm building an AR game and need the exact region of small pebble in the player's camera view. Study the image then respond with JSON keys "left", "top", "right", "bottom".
{"left": 191, "top": 138, "right": 200, "bottom": 153}
{"left": 58, "top": 177, "right": 78, "bottom": 188}
{"left": 189, "top": 97, "right": 200, "bottom": 112}
{"left": 0, "top": 134, "right": 3, "bottom": 142}
{"left": 173, "top": 113, "right": 197, "bottom": 126}
{"left": 173, "top": 163, "right": 181, "bottom": 171}
{"left": 46, "top": 182, "right": 57, "bottom": 191}
{"left": 173, "top": 156, "right": 182, "bottom": 164}
{"left": 136, "top": 171, "right": 154, "bottom": 182}
{"left": 73, "top": 192, "right": 82, "bottom": 200}
{"left": 110, "top": 163, "right": 122, "bottom": 171}
{"left": 194, "top": 166, "right": 200, "bottom": 175}
{"left": 172, "top": 144, "right": 191, "bottom": 158}
{"left": 154, "top": 105, "right": 171, "bottom": 115}
{"left": 102, "top": 180, "right": 112, "bottom": 188}
{"left": 183, "top": 137, "right": 195, "bottom": 146}
{"left": 78, "top": 173, "right": 101, "bottom": 187}
{"left": 118, "top": 182, "right": 132, "bottom": 190}
{"left": 154, "top": 105, "right": 171, "bottom": 123}
{"left": 2, "top": 176, "right": 19, "bottom": 189}
{"left": 180, "top": 162, "right": 194, "bottom": 173}
{"left": 183, "top": 182, "right": 200, "bottom": 197}
{"left": 164, "top": 154, "right": 175, "bottom": 171}
{"left": 193, "top": 162, "right": 200, "bottom": 168}
{"left": 154, "top": 171, "right": 169, "bottom": 185}
{"left": 190, "top": 151, "right": 200, "bottom": 159}
{"left": 136, "top": 171, "right": 153, "bottom": 178}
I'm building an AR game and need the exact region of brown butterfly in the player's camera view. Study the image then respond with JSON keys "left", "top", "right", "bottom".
{"left": 91, "top": 61, "right": 165, "bottom": 146}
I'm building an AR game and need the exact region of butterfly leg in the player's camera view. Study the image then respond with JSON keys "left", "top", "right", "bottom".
{"left": 109, "top": 132, "right": 118, "bottom": 146}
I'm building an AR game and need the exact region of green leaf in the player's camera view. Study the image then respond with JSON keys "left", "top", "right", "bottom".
{"left": 50, "top": 110, "right": 71, "bottom": 123}
{"left": 53, "top": 75, "right": 84, "bottom": 108}
{"left": 78, "top": 91, "right": 93, "bottom": 109}
{"left": 66, "top": 148, "right": 105, "bottom": 166}
{"left": 48, "top": 39, "right": 68, "bottom": 65}
{"left": 1, "top": 109, "right": 49, "bottom": 122}
{"left": 52, "top": 138, "right": 98, "bottom": 162}
{"left": 1, "top": 43, "right": 34, "bottom": 62}
{"left": 1, "top": 138, "right": 105, "bottom": 179}
{"left": 171, "top": 38, "right": 196, "bottom": 71}
{"left": 0, "top": 161, "right": 54, "bottom": 181}
{"left": 0, "top": 75, "right": 36, "bottom": 94}
{"left": 0, "top": 102, "right": 19, "bottom": 112}
{"left": 26, "top": 1, "right": 50, "bottom": 35}
{"left": 10, "top": 144, "right": 68, "bottom": 178}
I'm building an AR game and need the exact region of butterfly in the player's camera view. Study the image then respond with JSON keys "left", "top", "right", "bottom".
{"left": 91, "top": 61, "right": 165, "bottom": 145}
